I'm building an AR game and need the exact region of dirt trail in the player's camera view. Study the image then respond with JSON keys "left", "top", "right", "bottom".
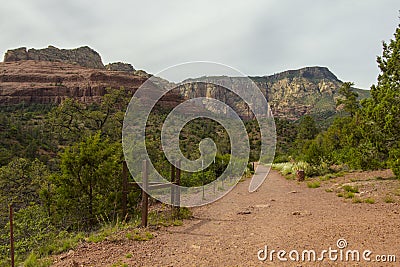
{"left": 53, "top": 170, "right": 400, "bottom": 266}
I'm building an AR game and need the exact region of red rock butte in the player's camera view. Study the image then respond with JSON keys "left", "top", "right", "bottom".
{"left": 0, "top": 46, "right": 183, "bottom": 107}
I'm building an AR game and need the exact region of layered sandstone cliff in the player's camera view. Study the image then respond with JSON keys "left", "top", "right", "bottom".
{"left": 0, "top": 60, "right": 181, "bottom": 107}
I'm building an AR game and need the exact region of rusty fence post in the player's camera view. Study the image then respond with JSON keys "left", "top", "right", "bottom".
{"left": 171, "top": 160, "right": 181, "bottom": 218}
{"left": 122, "top": 161, "right": 128, "bottom": 220}
{"left": 9, "top": 204, "right": 14, "bottom": 267}
{"left": 141, "top": 159, "right": 149, "bottom": 227}
{"left": 170, "top": 162, "right": 176, "bottom": 207}
{"left": 175, "top": 160, "right": 181, "bottom": 208}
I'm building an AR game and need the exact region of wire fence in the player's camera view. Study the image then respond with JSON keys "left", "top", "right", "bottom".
{"left": 0, "top": 160, "right": 182, "bottom": 265}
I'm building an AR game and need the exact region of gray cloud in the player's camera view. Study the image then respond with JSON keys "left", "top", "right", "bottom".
{"left": 0, "top": 0, "right": 398, "bottom": 88}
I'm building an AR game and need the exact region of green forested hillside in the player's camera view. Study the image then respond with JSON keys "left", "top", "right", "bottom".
{"left": 0, "top": 86, "right": 261, "bottom": 265}
{"left": 286, "top": 23, "right": 400, "bottom": 177}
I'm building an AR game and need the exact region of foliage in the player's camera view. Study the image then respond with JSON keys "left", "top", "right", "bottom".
{"left": 274, "top": 118, "right": 297, "bottom": 160}
{"left": 384, "top": 195, "right": 395, "bottom": 203}
{"left": 389, "top": 147, "right": 400, "bottom": 178}
{"left": 0, "top": 158, "right": 48, "bottom": 209}
{"left": 49, "top": 87, "right": 130, "bottom": 144}
{"left": 273, "top": 161, "right": 329, "bottom": 178}
{"left": 336, "top": 82, "right": 359, "bottom": 117}
{"left": 129, "top": 230, "right": 154, "bottom": 241}
{"left": 364, "top": 198, "right": 375, "bottom": 204}
{"left": 0, "top": 105, "right": 55, "bottom": 166}
{"left": 344, "top": 192, "right": 355, "bottom": 199}
{"left": 296, "top": 115, "right": 319, "bottom": 141}
{"left": 0, "top": 85, "right": 262, "bottom": 263}
{"left": 360, "top": 23, "right": 400, "bottom": 176}
{"left": 284, "top": 23, "right": 400, "bottom": 177}
{"left": 54, "top": 132, "right": 121, "bottom": 228}
{"left": 307, "top": 181, "right": 320, "bottom": 188}
{"left": 342, "top": 185, "right": 359, "bottom": 193}
{"left": 0, "top": 205, "right": 55, "bottom": 266}
{"left": 24, "top": 252, "right": 52, "bottom": 267}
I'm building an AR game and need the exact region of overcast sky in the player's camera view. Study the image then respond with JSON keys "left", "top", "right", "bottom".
{"left": 0, "top": 0, "right": 398, "bottom": 89}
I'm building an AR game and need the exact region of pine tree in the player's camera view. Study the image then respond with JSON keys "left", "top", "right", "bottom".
{"left": 362, "top": 23, "right": 400, "bottom": 176}
{"left": 296, "top": 115, "right": 318, "bottom": 140}
{"left": 56, "top": 132, "right": 121, "bottom": 226}
{"left": 336, "top": 82, "right": 359, "bottom": 117}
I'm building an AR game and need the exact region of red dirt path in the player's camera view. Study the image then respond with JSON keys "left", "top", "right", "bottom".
{"left": 53, "top": 170, "right": 400, "bottom": 266}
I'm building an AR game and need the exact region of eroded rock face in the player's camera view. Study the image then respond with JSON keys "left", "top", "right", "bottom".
{"left": 4, "top": 46, "right": 104, "bottom": 69}
{"left": 105, "top": 62, "right": 135, "bottom": 72}
{"left": 179, "top": 67, "right": 369, "bottom": 120}
{"left": 0, "top": 60, "right": 182, "bottom": 107}
{"left": 260, "top": 68, "right": 342, "bottom": 119}
{"left": 3, "top": 47, "right": 29, "bottom": 61}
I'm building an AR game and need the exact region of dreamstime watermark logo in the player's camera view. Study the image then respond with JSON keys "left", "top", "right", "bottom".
{"left": 257, "top": 238, "right": 397, "bottom": 263}
{"left": 122, "top": 62, "right": 276, "bottom": 207}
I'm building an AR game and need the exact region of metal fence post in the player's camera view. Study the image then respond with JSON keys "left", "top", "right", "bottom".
{"left": 176, "top": 160, "right": 181, "bottom": 208}
{"left": 170, "top": 162, "right": 176, "bottom": 206}
{"left": 141, "top": 160, "right": 148, "bottom": 227}
{"left": 122, "top": 161, "right": 128, "bottom": 220}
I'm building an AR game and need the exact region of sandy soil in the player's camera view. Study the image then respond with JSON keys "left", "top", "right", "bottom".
{"left": 52, "top": 169, "right": 400, "bottom": 267}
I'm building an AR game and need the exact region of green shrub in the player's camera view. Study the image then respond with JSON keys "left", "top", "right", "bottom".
{"left": 0, "top": 204, "right": 56, "bottom": 262}
{"left": 364, "top": 198, "right": 375, "bottom": 204}
{"left": 86, "top": 224, "right": 120, "bottom": 243}
{"left": 272, "top": 162, "right": 293, "bottom": 173}
{"left": 307, "top": 181, "right": 320, "bottom": 188}
{"left": 344, "top": 192, "right": 355, "bottom": 199}
{"left": 389, "top": 148, "right": 400, "bottom": 179}
{"left": 342, "top": 185, "right": 359, "bottom": 193}
{"left": 131, "top": 230, "right": 154, "bottom": 241}
{"left": 24, "top": 252, "right": 51, "bottom": 267}
{"left": 281, "top": 165, "right": 293, "bottom": 175}
{"left": 172, "top": 220, "right": 183, "bottom": 226}
{"left": 384, "top": 196, "right": 395, "bottom": 203}
{"left": 273, "top": 161, "right": 324, "bottom": 177}
{"left": 320, "top": 173, "right": 336, "bottom": 181}
{"left": 273, "top": 154, "right": 290, "bottom": 163}
{"left": 38, "top": 231, "right": 84, "bottom": 256}
{"left": 125, "top": 253, "right": 133, "bottom": 259}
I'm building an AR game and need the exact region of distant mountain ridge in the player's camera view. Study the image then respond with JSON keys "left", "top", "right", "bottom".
{"left": 265, "top": 66, "right": 340, "bottom": 82}
{"left": 251, "top": 66, "right": 370, "bottom": 119}
{"left": 179, "top": 66, "right": 369, "bottom": 120}
{"left": 1, "top": 46, "right": 370, "bottom": 120}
